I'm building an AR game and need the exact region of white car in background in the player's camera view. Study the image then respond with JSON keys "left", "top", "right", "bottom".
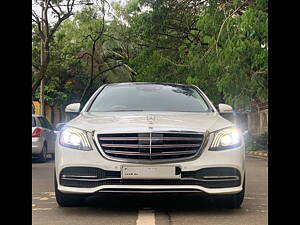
{"left": 55, "top": 83, "right": 245, "bottom": 208}
{"left": 32, "top": 114, "right": 56, "bottom": 162}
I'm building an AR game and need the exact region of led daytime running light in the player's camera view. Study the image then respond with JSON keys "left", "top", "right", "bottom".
{"left": 59, "top": 127, "right": 92, "bottom": 150}
{"left": 210, "top": 127, "right": 241, "bottom": 150}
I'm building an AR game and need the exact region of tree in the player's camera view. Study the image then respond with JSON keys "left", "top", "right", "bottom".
{"left": 116, "top": 0, "right": 268, "bottom": 110}
{"left": 32, "top": 0, "right": 80, "bottom": 98}
{"left": 32, "top": 0, "right": 268, "bottom": 113}
{"left": 68, "top": 4, "right": 135, "bottom": 104}
{"left": 32, "top": 2, "right": 135, "bottom": 108}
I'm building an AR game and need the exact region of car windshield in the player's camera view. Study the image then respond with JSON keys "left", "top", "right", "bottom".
{"left": 88, "top": 84, "right": 211, "bottom": 112}
{"left": 32, "top": 116, "right": 36, "bottom": 127}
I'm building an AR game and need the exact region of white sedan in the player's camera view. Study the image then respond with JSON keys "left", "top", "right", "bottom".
{"left": 55, "top": 83, "right": 245, "bottom": 208}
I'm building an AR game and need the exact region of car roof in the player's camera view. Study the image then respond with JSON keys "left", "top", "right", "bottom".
{"left": 32, "top": 114, "right": 44, "bottom": 118}
{"left": 105, "top": 82, "right": 196, "bottom": 88}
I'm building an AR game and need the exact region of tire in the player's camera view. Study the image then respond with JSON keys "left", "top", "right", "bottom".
{"left": 39, "top": 143, "right": 48, "bottom": 163}
{"left": 214, "top": 176, "right": 245, "bottom": 209}
{"left": 54, "top": 174, "right": 88, "bottom": 207}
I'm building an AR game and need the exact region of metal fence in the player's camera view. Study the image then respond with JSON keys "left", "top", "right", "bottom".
{"left": 248, "top": 109, "right": 268, "bottom": 136}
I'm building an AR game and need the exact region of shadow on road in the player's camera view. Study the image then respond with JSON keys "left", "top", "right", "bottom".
{"left": 82, "top": 193, "right": 240, "bottom": 212}
{"left": 32, "top": 156, "right": 54, "bottom": 163}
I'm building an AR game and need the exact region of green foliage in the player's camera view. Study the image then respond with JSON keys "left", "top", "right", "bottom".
{"left": 245, "top": 132, "right": 268, "bottom": 151}
{"left": 32, "top": 0, "right": 268, "bottom": 111}
{"left": 124, "top": 0, "right": 268, "bottom": 110}
{"left": 32, "top": 4, "right": 134, "bottom": 108}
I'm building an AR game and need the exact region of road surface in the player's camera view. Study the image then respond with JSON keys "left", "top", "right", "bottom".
{"left": 32, "top": 156, "right": 268, "bottom": 225}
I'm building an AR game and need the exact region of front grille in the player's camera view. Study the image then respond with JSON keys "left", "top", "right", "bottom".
{"left": 97, "top": 132, "right": 204, "bottom": 161}
{"left": 59, "top": 167, "right": 241, "bottom": 189}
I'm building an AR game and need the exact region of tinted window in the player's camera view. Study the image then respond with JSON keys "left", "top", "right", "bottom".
{"left": 89, "top": 84, "right": 211, "bottom": 112}
{"left": 37, "top": 117, "right": 46, "bottom": 128}
{"left": 32, "top": 117, "right": 36, "bottom": 127}
{"left": 42, "top": 117, "right": 52, "bottom": 129}
{"left": 37, "top": 117, "right": 52, "bottom": 129}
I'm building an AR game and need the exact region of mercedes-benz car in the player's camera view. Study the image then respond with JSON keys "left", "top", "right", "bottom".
{"left": 55, "top": 83, "right": 245, "bottom": 208}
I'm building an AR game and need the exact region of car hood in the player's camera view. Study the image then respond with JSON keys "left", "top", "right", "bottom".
{"left": 66, "top": 111, "right": 233, "bottom": 133}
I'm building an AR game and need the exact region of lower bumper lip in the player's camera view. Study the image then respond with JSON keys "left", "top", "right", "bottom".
{"left": 97, "top": 188, "right": 203, "bottom": 193}
{"left": 58, "top": 184, "right": 244, "bottom": 195}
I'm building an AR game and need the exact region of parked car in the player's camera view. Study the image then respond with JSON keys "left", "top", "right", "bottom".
{"left": 55, "top": 83, "right": 245, "bottom": 208}
{"left": 32, "top": 114, "right": 56, "bottom": 162}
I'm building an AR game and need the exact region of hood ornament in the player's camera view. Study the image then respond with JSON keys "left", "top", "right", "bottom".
{"left": 147, "top": 114, "right": 156, "bottom": 124}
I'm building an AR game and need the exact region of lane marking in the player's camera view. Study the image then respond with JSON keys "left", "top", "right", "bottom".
{"left": 32, "top": 197, "right": 42, "bottom": 200}
{"left": 42, "top": 192, "right": 55, "bottom": 194}
{"left": 32, "top": 208, "right": 52, "bottom": 211}
{"left": 246, "top": 193, "right": 267, "bottom": 196}
{"left": 33, "top": 196, "right": 56, "bottom": 199}
{"left": 255, "top": 209, "right": 267, "bottom": 213}
{"left": 136, "top": 209, "right": 155, "bottom": 225}
{"left": 244, "top": 197, "right": 256, "bottom": 199}
{"left": 246, "top": 155, "right": 267, "bottom": 160}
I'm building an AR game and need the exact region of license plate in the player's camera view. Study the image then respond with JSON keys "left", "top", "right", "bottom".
{"left": 121, "top": 166, "right": 180, "bottom": 179}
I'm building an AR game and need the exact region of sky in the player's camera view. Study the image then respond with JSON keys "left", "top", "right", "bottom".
{"left": 32, "top": 0, "right": 128, "bottom": 24}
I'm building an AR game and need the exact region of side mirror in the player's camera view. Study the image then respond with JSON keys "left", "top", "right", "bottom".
{"left": 65, "top": 103, "right": 81, "bottom": 113}
{"left": 55, "top": 123, "right": 65, "bottom": 131}
{"left": 242, "top": 130, "right": 249, "bottom": 136}
{"left": 218, "top": 104, "right": 233, "bottom": 114}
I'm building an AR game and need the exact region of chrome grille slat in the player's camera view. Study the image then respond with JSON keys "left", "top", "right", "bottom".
{"left": 99, "top": 137, "right": 202, "bottom": 141}
{"left": 104, "top": 150, "right": 197, "bottom": 156}
{"left": 97, "top": 132, "right": 204, "bottom": 161}
{"left": 101, "top": 143, "right": 201, "bottom": 148}
{"left": 104, "top": 150, "right": 150, "bottom": 156}
{"left": 152, "top": 150, "right": 197, "bottom": 155}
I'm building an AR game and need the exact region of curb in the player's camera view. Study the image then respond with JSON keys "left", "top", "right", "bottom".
{"left": 246, "top": 151, "right": 268, "bottom": 159}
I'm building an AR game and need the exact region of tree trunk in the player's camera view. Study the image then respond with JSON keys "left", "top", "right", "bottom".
{"left": 32, "top": 41, "right": 50, "bottom": 98}
{"left": 79, "top": 40, "right": 96, "bottom": 103}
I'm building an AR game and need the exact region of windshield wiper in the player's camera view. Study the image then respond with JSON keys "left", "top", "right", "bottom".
{"left": 110, "top": 109, "right": 145, "bottom": 112}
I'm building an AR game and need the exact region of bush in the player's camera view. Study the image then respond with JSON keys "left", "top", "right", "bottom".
{"left": 245, "top": 132, "right": 268, "bottom": 151}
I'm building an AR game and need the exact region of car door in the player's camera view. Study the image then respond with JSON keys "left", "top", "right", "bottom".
{"left": 37, "top": 117, "right": 52, "bottom": 153}
{"left": 36, "top": 117, "right": 47, "bottom": 145}
{"left": 42, "top": 117, "right": 56, "bottom": 153}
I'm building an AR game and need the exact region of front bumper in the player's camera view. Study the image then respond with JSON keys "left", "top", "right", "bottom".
{"left": 55, "top": 137, "right": 245, "bottom": 195}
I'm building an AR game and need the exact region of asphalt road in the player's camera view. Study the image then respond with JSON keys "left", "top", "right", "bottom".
{"left": 32, "top": 156, "right": 268, "bottom": 225}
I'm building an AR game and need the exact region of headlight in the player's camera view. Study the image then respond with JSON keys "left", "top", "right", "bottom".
{"left": 210, "top": 127, "right": 242, "bottom": 150}
{"left": 59, "top": 127, "right": 92, "bottom": 150}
